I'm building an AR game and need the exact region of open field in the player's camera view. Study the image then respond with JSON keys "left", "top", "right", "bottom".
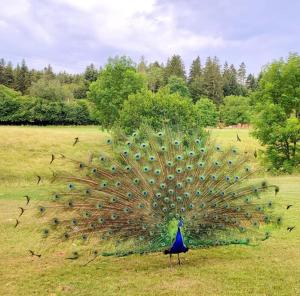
{"left": 0, "top": 126, "right": 299, "bottom": 296}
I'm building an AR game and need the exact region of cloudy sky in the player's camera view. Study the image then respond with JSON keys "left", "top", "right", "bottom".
{"left": 0, "top": 0, "right": 299, "bottom": 74}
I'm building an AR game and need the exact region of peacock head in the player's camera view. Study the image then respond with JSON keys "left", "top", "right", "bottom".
{"left": 178, "top": 217, "right": 184, "bottom": 228}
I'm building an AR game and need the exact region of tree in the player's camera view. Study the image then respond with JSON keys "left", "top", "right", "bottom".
{"left": 43, "top": 64, "right": 55, "bottom": 80}
{"left": 189, "top": 76, "right": 205, "bottom": 102}
{"left": 29, "top": 78, "right": 73, "bottom": 101}
{"left": 188, "top": 57, "right": 203, "bottom": 101}
{"left": 251, "top": 53, "right": 300, "bottom": 172}
{"left": 2, "top": 61, "right": 14, "bottom": 88}
{"left": 146, "top": 62, "right": 164, "bottom": 92}
{"left": 0, "top": 58, "right": 5, "bottom": 85}
{"left": 202, "top": 57, "right": 223, "bottom": 104}
{"left": 166, "top": 76, "right": 190, "bottom": 97}
{"left": 220, "top": 96, "right": 251, "bottom": 125}
{"left": 246, "top": 74, "right": 258, "bottom": 91}
{"left": 84, "top": 64, "right": 99, "bottom": 82}
{"left": 137, "top": 56, "right": 147, "bottom": 74}
{"left": 188, "top": 56, "right": 201, "bottom": 84}
{"left": 194, "top": 98, "right": 218, "bottom": 127}
{"left": 88, "top": 56, "right": 145, "bottom": 128}
{"left": 118, "top": 88, "right": 201, "bottom": 134}
{"left": 223, "top": 63, "right": 239, "bottom": 96}
{"left": 164, "top": 55, "right": 186, "bottom": 82}
{"left": 14, "top": 60, "right": 31, "bottom": 94}
{"left": 237, "top": 62, "right": 246, "bottom": 85}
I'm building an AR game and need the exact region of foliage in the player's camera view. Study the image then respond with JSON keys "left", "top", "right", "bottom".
{"left": 194, "top": 97, "right": 218, "bottom": 127}
{"left": 117, "top": 88, "right": 202, "bottom": 134}
{"left": 29, "top": 78, "right": 74, "bottom": 101}
{"left": 188, "top": 57, "right": 204, "bottom": 101}
{"left": 166, "top": 75, "right": 190, "bottom": 97}
{"left": 146, "top": 62, "right": 164, "bottom": 92}
{"left": 222, "top": 63, "right": 247, "bottom": 97}
{"left": 164, "top": 55, "right": 186, "bottom": 82}
{"left": 0, "top": 91, "right": 93, "bottom": 125}
{"left": 251, "top": 53, "right": 300, "bottom": 172}
{"left": 202, "top": 57, "right": 223, "bottom": 104}
{"left": 220, "top": 96, "right": 251, "bottom": 125}
{"left": 84, "top": 64, "right": 99, "bottom": 82}
{"left": 88, "top": 56, "right": 145, "bottom": 128}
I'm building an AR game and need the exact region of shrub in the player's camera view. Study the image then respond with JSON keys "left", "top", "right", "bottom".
{"left": 194, "top": 97, "right": 218, "bottom": 127}
{"left": 118, "top": 88, "right": 202, "bottom": 134}
{"left": 220, "top": 95, "right": 251, "bottom": 125}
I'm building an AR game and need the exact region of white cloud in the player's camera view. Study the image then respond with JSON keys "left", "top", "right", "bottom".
{"left": 53, "top": 0, "right": 225, "bottom": 57}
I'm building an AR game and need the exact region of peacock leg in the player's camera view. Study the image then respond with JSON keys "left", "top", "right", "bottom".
{"left": 177, "top": 254, "right": 181, "bottom": 265}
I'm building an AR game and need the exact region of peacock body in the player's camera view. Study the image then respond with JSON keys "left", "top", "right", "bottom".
{"left": 17, "top": 127, "right": 281, "bottom": 263}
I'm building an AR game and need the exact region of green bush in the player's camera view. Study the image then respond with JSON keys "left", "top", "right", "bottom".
{"left": 88, "top": 56, "right": 145, "bottom": 128}
{"left": 220, "top": 95, "right": 251, "bottom": 125}
{"left": 0, "top": 86, "right": 93, "bottom": 125}
{"left": 194, "top": 97, "right": 218, "bottom": 127}
{"left": 117, "top": 88, "right": 202, "bottom": 134}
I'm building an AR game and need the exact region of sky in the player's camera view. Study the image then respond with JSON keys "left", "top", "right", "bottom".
{"left": 0, "top": 0, "right": 299, "bottom": 74}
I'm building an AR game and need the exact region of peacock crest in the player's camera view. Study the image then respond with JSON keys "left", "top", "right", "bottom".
{"left": 16, "top": 127, "right": 282, "bottom": 263}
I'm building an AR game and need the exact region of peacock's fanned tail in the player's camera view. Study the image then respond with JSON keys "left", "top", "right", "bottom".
{"left": 21, "top": 127, "right": 281, "bottom": 259}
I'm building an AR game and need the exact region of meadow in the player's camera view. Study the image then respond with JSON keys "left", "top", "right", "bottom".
{"left": 0, "top": 126, "right": 299, "bottom": 296}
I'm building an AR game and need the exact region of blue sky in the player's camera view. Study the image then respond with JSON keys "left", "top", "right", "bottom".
{"left": 0, "top": 0, "right": 299, "bottom": 74}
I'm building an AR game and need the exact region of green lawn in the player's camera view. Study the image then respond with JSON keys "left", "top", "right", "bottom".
{"left": 0, "top": 126, "right": 299, "bottom": 296}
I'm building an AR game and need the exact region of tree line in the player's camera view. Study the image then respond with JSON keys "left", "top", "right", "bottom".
{"left": 0, "top": 54, "right": 299, "bottom": 172}
{"left": 0, "top": 55, "right": 257, "bottom": 101}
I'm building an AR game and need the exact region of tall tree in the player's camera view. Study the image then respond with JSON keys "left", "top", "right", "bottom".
{"left": 164, "top": 55, "right": 186, "bottom": 83}
{"left": 223, "top": 63, "right": 239, "bottom": 96}
{"left": 84, "top": 64, "right": 99, "bottom": 82}
{"left": 188, "top": 56, "right": 201, "bottom": 84}
{"left": 237, "top": 62, "right": 246, "bottom": 85}
{"left": 0, "top": 58, "right": 5, "bottom": 85}
{"left": 14, "top": 60, "right": 31, "bottom": 94}
{"left": 146, "top": 62, "right": 164, "bottom": 92}
{"left": 137, "top": 56, "right": 147, "bottom": 74}
{"left": 246, "top": 74, "right": 258, "bottom": 91}
{"left": 43, "top": 64, "right": 55, "bottom": 80}
{"left": 202, "top": 57, "right": 223, "bottom": 104}
{"left": 188, "top": 56, "right": 204, "bottom": 101}
{"left": 3, "top": 62, "right": 14, "bottom": 88}
{"left": 252, "top": 53, "right": 300, "bottom": 172}
{"left": 88, "top": 56, "right": 145, "bottom": 128}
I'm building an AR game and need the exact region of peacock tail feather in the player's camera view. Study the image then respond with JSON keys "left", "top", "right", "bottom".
{"left": 17, "top": 127, "right": 282, "bottom": 260}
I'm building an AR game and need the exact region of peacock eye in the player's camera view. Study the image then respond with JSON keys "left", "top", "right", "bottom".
{"left": 154, "top": 169, "right": 161, "bottom": 175}
{"left": 42, "top": 229, "right": 49, "bottom": 237}
{"left": 134, "top": 153, "right": 141, "bottom": 160}
{"left": 149, "top": 156, "right": 155, "bottom": 161}
{"left": 106, "top": 139, "right": 112, "bottom": 145}
{"left": 38, "top": 206, "right": 46, "bottom": 214}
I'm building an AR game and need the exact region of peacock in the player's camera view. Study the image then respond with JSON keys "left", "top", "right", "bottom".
{"left": 16, "top": 126, "right": 282, "bottom": 265}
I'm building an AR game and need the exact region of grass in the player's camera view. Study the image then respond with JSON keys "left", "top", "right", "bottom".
{"left": 0, "top": 126, "right": 299, "bottom": 296}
